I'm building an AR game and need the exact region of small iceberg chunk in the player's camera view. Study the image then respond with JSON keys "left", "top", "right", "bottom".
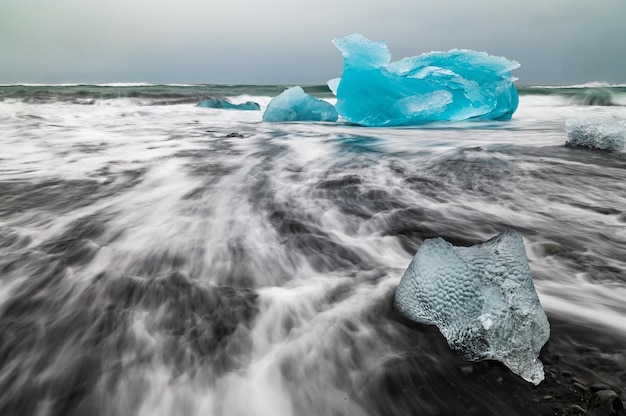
{"left": 565, "top": 117, "right": 625, "bottom": 152}
{"left": 262, "top": 86, "right": 338, "bottom": 122}
{"left": 331, "top": 34, "right": 519, "bottom": 126}
{"left": 197, "top": 98, "right": 260, "bottom": 111}
{"left": 394, "top": 230, "right": 550, "bottom": 385}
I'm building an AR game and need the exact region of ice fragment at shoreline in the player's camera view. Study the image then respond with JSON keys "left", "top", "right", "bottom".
{"left": 394, "top": 230, "right": 550, "bottom": 385}
{"left": 331, "top": 34, "right": 519, "bottom": 126}
{"left": 565, "top": 117, "right": 625, "bottom": 152}
{"left": 197, "top": 98, "right": 260, "bottom": 111}
{"left": 263, "top": 86, "right": 338, "bottom": 122}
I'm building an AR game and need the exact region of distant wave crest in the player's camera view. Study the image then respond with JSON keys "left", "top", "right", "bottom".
{"left": 0, "top": 84, "right": 334, "bottom": 106}
{"left": 517, "top": 84, "right": 626, "bottom": 106}
{"left": 1, "top": 83, "right": 625, "bottom": 107}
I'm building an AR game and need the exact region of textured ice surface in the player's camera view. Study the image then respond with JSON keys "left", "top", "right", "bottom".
{"left": 263, "top": 86, "right": 338, "bottom": 122}
{"left": 394, "top": 230, "right": 550, "bottom": 385}
{"left": 197, "top": 98, "right": 260, "bottom": 111}
{"left": 566, "top": 117, "right": 625, "bottom": 152}
{"left": 331, "top": 34, "right": 520, "bottom": 126}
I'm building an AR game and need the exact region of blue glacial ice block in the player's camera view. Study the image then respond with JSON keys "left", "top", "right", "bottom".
{"left": 262, "top": 86, "right": 338, "bottom": 122}
{"left": 565, "top": 117, "right": 625, "bottom": 152}
{"left": 197, "top": 98, "right": 260, "bottom": 111}
{"left": 331, "top": 34, "right": 520, "bottom": 126}
{"left": 394, "top": 230, "right": 550, "bottom": 385}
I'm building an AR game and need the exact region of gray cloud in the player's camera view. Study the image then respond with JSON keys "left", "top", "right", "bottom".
{"left": 1, "top": 0, "right": 625, "bottom": 85}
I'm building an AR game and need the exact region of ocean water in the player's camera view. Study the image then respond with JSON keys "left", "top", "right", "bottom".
{"left": 0, "top": 84, "right": 624, "bottom": 415}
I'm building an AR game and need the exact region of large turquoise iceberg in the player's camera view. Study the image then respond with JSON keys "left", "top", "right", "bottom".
{"left": 262, "top": 86, "right": 338, "bottom": 122}
{"left": 394, "top": 230, "right": 550, "bottom": 385}
{"left": 330, "top": 34, "right": 520, "bottom": 126}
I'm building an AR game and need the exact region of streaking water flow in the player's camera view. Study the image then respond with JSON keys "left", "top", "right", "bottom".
{"left": 0, "top": 84, "right": 625, "bottom": 415}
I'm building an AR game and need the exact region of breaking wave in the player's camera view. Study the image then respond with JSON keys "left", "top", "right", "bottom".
{"left": 518, "top": 85, "right": 626, "bottom": 106}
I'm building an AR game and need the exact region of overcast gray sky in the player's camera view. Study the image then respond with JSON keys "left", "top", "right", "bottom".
{"left": 1, "top": 0, "right": 625, "bottom": 85}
